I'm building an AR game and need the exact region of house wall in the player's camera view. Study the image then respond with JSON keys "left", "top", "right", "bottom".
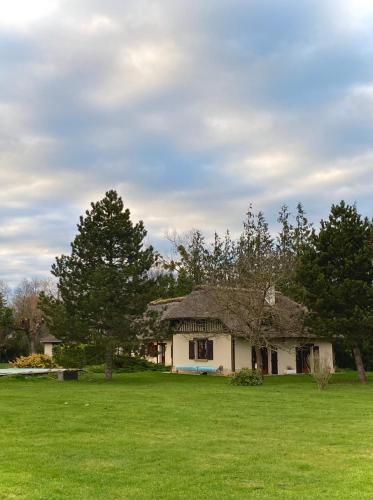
{"left": 172, "top": 334, "right": 334, "bottom": 375}
{"left": 235, "top": 338, "right": 252, "bottom": 370}
{"left": 317, "top": 341, "right": 334, "bottom": 369}
{"left": 145, "top": 340, "right": 173, "bottom": 366}
{"left": 173, "top": 333, "right": 232, "bottom": 374}
{"left": 161, "top": 340, "right": 173, "bottom": 366}
{"left": 276, "top": 340, "right": 335, "bottom": 374}
{"left": 277, "top": 342, "right": 297, "bottom": 374}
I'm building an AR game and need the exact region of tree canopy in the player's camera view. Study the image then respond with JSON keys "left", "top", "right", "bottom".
{"left": 297, "top": 201, "right": 373, "bottom": 382}
{"left": 44, "top": 190, "right": 156, "bottom": 379}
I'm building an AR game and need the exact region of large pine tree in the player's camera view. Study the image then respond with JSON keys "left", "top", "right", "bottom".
{"left": 297, "top": 201, "right": 373, "bottom": 383}
{"left": 51, "top": 190, "right": 155, "bottom": 380}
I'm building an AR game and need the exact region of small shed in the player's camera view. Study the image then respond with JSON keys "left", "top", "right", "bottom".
{"left": 40, "top": 335, "right": 62, "bottom": 357}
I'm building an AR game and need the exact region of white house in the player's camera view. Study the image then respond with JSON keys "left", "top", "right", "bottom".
{"left": 148, "top": 286, "right": 334, "bottom": 375}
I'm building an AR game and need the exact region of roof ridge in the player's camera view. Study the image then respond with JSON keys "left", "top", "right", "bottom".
{"left": 149, "top": 296, "right": 186, "bottom": 305}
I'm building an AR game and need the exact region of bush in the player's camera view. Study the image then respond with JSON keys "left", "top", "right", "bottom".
{"left": 230, "top": 368, "right": 263, "bottom": 386}
{"left": 113, "top": 355, "right": 168, "bottom": 373}
{"left": 53, "top": 344, "right": 104, "bottom": 368}
{"left": 87, "top": 364, "right": 105, "bottom": 373}
{"left": 53, "top": 343, "right": 171, "bottom": 372}
{"left": 311, "top": 356, "right": 332, "bottom": 390}
{"left": 11, "top": 354, "right": 57, "bottom": 368}
{"left": 86, "top": 356, "right": 169, "bottom": 373}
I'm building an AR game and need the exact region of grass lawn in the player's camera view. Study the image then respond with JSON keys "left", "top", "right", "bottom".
{"left": 1, "top": 372, "right": 373, "bottom": 499}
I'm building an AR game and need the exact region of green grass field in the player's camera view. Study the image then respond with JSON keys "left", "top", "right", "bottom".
{"left": 1, "top": 371, "right": 373, "bottom": 500}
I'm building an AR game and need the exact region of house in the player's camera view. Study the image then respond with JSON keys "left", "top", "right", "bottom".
{"left": 148, "top": 286, "right": 334, "bottom": 375}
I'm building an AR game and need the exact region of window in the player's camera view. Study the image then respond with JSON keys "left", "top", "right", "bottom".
{"left": 197, "top": 339, "right": 207, "bottom": 359}
{"left": 189, "top": 339, "right": 213, "bottom": 360}
{"left": 147, "top": 343, "right": 157, "bottom": 357}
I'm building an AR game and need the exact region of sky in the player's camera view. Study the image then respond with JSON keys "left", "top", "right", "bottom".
{"left": 1, "top": 0, "right": 373, "bottom": 286}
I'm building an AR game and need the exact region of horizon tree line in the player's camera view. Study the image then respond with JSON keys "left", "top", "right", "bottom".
{"left": 0, "top": 191, "right": 372, "bottom": 382}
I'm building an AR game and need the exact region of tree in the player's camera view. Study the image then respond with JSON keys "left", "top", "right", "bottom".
{"left": 165, "top": 207, "right": 303, "bottom": 374}
{"left": 0, "top": 291, "right": 15, "bottom": 360}
{"left": 276, "top": 203, "right": 313, "bottom": 301}
{"left": 297, "top": 201, "right": 373, "bottom": 383}
{"left": 210, "top": 207, "right": 303, "bottom": 373}
{"left": 165, "top": 230, "right": 209, "bottom": 293}
{"left": 0, "top": 280, "right": 11, "bottom": 304}
{"left": 293, "top": 202, "right": 312, "bottom": 256}
{"left": 49, "top": 190, "right": 156, "bottom": 380}
{"left": 12, "top": 278, "right": 53, "bottom": 353}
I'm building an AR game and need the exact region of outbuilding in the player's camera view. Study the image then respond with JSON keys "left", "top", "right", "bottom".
{"left": 40, "top": 335, "right": 62, "bottom": 357}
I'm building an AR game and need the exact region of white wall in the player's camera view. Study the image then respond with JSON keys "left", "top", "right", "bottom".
{"left": 173, "top": 333, "right": 232, "bottom": 374}
{"left": 235, "top": 338, "right": 252, "bottom": 370}
{"left": 145, "top": 340, "right": 173, "bottom": 366}
{"left": 159, "top": 340, "right": 172, "bottom": 366}
{"left": 277, "top": 343, "right": 297, "bottom": 374}
{"left": 313, "top": 341, "right": 335, "bottom": 373}
{"left": 171, "top": 334, "right": 334, "bottom": 376}
{"left": 43, "top": 343, "right": 53, "bottom": 357}
{"left": 276, "top": 341, "right": 335, "bottom": 374}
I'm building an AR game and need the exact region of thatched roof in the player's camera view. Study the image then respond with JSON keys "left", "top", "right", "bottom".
{"left": 148, "top": 296, "right": 185, "bottom": 316}
{"left": 150, "top": 286, "right": 311, "bottom": 339}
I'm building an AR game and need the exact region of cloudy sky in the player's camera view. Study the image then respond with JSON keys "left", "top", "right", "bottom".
{"left": 1, "top": 0, "right": 373, "bottom": 285}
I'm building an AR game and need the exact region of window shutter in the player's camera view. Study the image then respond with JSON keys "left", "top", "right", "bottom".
{"left": 206, "top": 340, "right": 213, "bottom": 360}
{"left": 189, "top": 341, "right": 195, "bottom": 360}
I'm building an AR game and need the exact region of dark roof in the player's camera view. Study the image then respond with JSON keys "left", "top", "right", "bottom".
{"left": 40, "top": 335, "right": 62, "bottom": 344}
{"left": 152, "top": 286, "right": 310, "bottom": 339}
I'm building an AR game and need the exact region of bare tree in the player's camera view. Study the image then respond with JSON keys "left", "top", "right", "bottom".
{"left": 311, "top": 353, "right": 332, "bottom": 390}
{"left": 168, "top": 207, "right": 305, "bottom": 374}
{"left": 12, "top": 278, "right": 56, "bottom": 353}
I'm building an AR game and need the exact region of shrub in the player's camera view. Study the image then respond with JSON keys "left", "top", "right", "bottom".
{"left": 87, "top": 364, "right": 105, "bottom": 373}
{"left": 53, "top": 344, "right": 171, "bottom": 371}
{"left": 230, "top": 368, "right": 263, "bottom": 386}
{"left": 113, "top": 355, "right": 168, "bottom": 373}
{"left": 311, "top": 356, "right": 332, "bottom": 390}
{"left": 11, "top": 354, "right": 57, "bottom": 368}
{"left": 53, "top": 344, "right": 104, "bottom": 368}
{"left": 86, "top": 357, "right": 169, "bottom": 373}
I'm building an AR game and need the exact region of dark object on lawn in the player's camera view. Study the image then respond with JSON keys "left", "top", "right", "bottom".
{"left": 58, "top": 370, "right": 79, "bottom": 381}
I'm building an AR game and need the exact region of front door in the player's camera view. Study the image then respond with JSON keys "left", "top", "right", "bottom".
{"left": 251, "top": 347, "right": 268, "bottom": 374}
{"left": 271, "top": 350, "right": 278, "bottom": 375}
{"left": 158, "top": 343, "right": 166, "bottom": 364}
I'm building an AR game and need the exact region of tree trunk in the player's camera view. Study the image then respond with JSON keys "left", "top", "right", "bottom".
{"left": 255, "top": 346, "right": 263, "bottom": 377}
{"left": 29, "top": 332, "right": 36, "bottom": 355}
{"left": 105, "top": 343, "right": 113, "bottom": 381}
{"left": 352, "top": 345, "right": 367, "bottom": 384}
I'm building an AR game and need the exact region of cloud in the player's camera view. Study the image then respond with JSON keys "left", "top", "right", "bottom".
{"left": 0, "top": 0, "right": 373, "bottom": 286}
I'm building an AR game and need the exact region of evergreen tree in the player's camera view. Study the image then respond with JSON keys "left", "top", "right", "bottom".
{"left": 177, "top": 230, "right": 209, "bottom": 286}
{"left": 49, "top": 190, "right": 156, "bottom": 380}
{"left": 276, "top": 203, "right": 313, "bottom": 300}
{"left": 0, "top": 292, "right": 15, "bottom": 360}
{"left": 277, "top": 204, "right": 293, "bottom": 256}
{"left": 293, "top": 202, "right": 312, "bottom": 256}
{"left": 297, "top": 201, "right": 373, "bottom": 383}
{"left": 164, "top": 230, "right": 210, "bottom": 295}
